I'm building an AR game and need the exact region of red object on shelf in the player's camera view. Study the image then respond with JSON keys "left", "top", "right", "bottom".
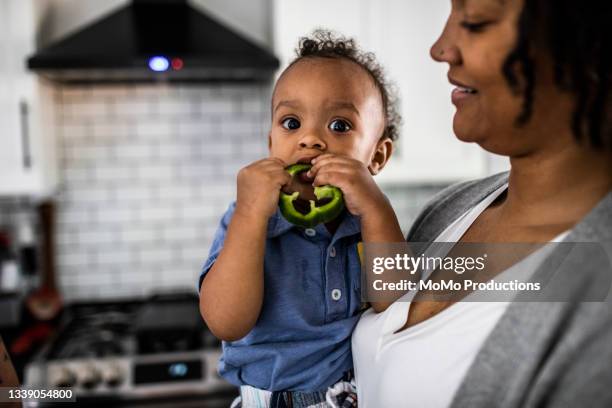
{"left": 171, "top": 58, "right": 184, "bottom": 70}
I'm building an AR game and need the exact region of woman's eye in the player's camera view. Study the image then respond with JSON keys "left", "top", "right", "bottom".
{"left": 460, "top": 21, "right": 491, "bottom": 33}
{"left": 329, "top": 119, "right": 351, "bottom": 133}
{"left": 281, "top": 118, "right": 301, "bottom": 130}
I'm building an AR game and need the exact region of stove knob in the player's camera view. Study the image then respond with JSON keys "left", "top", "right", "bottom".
{"left": 54, "top": 367, "right": 77, "bottom": 388}
{"left": 80, "top": 365, "right": 102, "bottom": 389}
{"left": 103, "top": 364, "right": 124, "bottom": 388}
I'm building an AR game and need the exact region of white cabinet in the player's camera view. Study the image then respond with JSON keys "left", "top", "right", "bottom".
{"left": 0, "top": 0, "right": 58, "bottom": 197}
{"left": 273, "top": 0, "right": 508, "bottom": 184}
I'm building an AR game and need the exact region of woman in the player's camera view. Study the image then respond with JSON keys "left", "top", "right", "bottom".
{"left": 352, "top": 0, "right": 611, "bottom": 406}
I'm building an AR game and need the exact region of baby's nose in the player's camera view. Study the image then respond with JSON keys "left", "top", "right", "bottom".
{"left": 298, "top": 133, "right": 326, "bottom": 150}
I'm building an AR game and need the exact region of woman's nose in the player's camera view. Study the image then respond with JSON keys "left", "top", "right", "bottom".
{"left": 430, "top": 18, "right": 461, "bottom": 65}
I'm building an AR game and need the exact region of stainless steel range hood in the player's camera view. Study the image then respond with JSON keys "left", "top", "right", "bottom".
{"left": 27, "top": 0, "right": 279, "bottom": 84}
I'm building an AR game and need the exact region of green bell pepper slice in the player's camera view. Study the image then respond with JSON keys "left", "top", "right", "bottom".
{"left": 279, "top": 163, "right": 345, "bottom": 228}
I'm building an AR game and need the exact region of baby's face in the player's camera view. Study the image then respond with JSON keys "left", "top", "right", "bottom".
{"left": 269, "top": 58, "right": 386, "bottom": 167}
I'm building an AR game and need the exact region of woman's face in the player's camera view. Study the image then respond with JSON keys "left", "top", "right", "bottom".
{"left": 431, "top": 0, "right": 572, "bottom": 156}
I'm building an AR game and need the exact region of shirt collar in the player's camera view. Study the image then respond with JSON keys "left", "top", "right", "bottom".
{"left": 267, "top": 208, "right": 361, "bottom": 240}
{"left": 266, "top": 208, "right": 295, "bottom": 238}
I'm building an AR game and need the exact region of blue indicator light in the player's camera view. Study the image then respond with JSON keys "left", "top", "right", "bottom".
{"left": 148, "top": 56, "right": 170, "bottom": 72}
{"left": 168, "top": 363, "right": 188, "bottom": 377}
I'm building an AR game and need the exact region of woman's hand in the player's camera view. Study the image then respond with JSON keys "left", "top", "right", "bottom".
{"left": 308, "top": 153, "right": 387, "bottom": 217}
{"left": 235, "top": 158, "right": 292, "bottom": 219}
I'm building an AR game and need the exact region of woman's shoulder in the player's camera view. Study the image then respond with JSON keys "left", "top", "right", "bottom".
{"left": 406, "top": 172, "right": 509, "bottom": 242}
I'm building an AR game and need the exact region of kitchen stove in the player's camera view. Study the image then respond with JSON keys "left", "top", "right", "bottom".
{"left": 24, "top": 294, "right": 237, "bottom": 406}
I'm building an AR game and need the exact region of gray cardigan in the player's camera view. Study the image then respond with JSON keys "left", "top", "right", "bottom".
{"left": 406, "top": 172, "right": 612, "bottom": 408}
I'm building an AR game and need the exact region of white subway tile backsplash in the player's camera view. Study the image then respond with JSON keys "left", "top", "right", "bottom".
{"left": 119, "top": 226, "right": 160, "bottom": 245}
{"left": 114, "top": 142, "right": 156, "bottom": 161}
{"left": 161, "top": 225, "right": 202, "bottom": 242}
{"left": 62, "top": 123, "right": 91, "bottom": 140}
{"left": 65, "top": 187, "right": 111, "bottom": 204}
{"left": 199, "top": 98, "right": 235, "bottom": 115}
{"left": 177, "top": 120, "right": 216, "bottom": 137}
{"left": 202, "top": 142, "right": 234, "bottom": 156}
{"left": 136, "top": 163, "right": 175, "bottom": 182}
{"left": 89, "top": 85, "right": 133, "bottom": 98}
{"left": 177, "top": 204, "right": 216, "bottom": 220}
{"left": 114, "top": 185, "right": 156, "bottom": 202}
{"left": 159, "top": 184, "right": 195, "bottom": 201}
{"left": 96, "top": 249, "right": 135, "bottom": 265}
{"left": 95, "top": 207, "right": 136, "bottom": 224}
{"left": 156, "top": 98, "right": 196, "bottom": 117}
{"left": 138, "top": 205, "right": 178, "bottom": 222}
{"left": 76, "top": 271, "right": 114, "bottom": 287}
{"left": 180, "top": 238, "right": 212, "bottom": 255}
{"left": 239, "top": 97, "right": 266, "bottom": 115}
{"left": 157, "top": 144, "right": 189, "bottom": 161}
{"left": 112, "top": 100, "right": 152, "bottom": 117}
{"left": 71, "top": 101, "right": 110, "bottom": 118}
{"left": 238, "top": 144, "right": 267, "bottom": 159}
{"left": 96, "top": 166, "right": 134, "bottom": 182}
{"left": 157, "top": 268, "right": 193, "bottom": 286}
{"left": 138, "top": 247, "right": 176, "bottom": 264}
{"left": 56, "top": 230, "right": 81, "bottom": 248}
{"left": 61, "top": 87, "right": 92, "bottom": 99}
{"left": 136, "top": 120, "right": 173, "bottom": 138}
{"left": 219, "top": 117, "right": 261, "bottom": 136}
{"left": 67, "top": 145, "right": 113, "bottom": 162}
{"left": 78, "top": 229, "right": 117, "bottom": 245}
{"left": 57, "top": 251, "right": 92, "bottom": 268}
{"left": 62, "top": 168, "right": 94, "bottom": 185}
{"left": 133, "top": 84, "right": 175, "bottom": 98}
{"left": 57, "top": 207, "right": 93, "bottom": 225}
{"left": 91, "top": 122, "right": 132, "bottom": 140}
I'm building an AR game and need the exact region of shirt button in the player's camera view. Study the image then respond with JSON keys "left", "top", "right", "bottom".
{"left": 329, "top": 246, "right": 336, "bottom": 258}
{"left": 304, "top": 228, "right": 316, "bottom": 237}
{"left": 331, "top": 289, "right": 342, "bottom": 301}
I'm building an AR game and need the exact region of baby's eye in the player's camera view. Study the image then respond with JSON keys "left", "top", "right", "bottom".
{"left": 329, "top": 119, "right": 351, "bottom": 133}
{"left": 281, "top": 118, "right": 301, "bottom": 130}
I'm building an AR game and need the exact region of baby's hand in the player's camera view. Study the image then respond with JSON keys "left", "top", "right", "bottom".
{"left": 308, "top": 154, "right": 387, "bottom": 217}
{"left": 236, "top": 158, "right": 291, "bottom": 219}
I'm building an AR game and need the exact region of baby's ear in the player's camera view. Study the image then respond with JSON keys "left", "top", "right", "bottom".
{"left": 369, "top": 137, "right": 394, "bottom": 175}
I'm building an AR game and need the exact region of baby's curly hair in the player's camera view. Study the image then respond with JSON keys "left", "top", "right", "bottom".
{"left": 287, "top": 29, "right": 401, "bottom": 141}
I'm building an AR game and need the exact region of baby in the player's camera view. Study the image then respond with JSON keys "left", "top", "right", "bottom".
{"left": 198, "top": 30, "right": 404, "bottom": 407}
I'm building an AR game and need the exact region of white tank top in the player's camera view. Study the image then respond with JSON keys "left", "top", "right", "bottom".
{"left": 351, "top": 184, "right": 568, "bottom": 408}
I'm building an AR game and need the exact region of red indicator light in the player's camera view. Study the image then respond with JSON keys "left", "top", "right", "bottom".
{"left": 171, "top": 58, "right": 184, "bottom": 70}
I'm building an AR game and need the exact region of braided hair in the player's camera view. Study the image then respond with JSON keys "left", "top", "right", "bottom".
{"left": 503, "top": 0, "right": 611, "bottom": 149}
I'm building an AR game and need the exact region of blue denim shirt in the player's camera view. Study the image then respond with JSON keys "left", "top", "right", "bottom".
{"left": 198, "top": 202, "right": 363, "bottom": 392}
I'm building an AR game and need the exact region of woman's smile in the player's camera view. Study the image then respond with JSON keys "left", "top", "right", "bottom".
{"left": 448, "top": 76, "right": 478, "bottom": 106}
{"left": 451, "top": 87, "right": 477, "bottom": 106}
